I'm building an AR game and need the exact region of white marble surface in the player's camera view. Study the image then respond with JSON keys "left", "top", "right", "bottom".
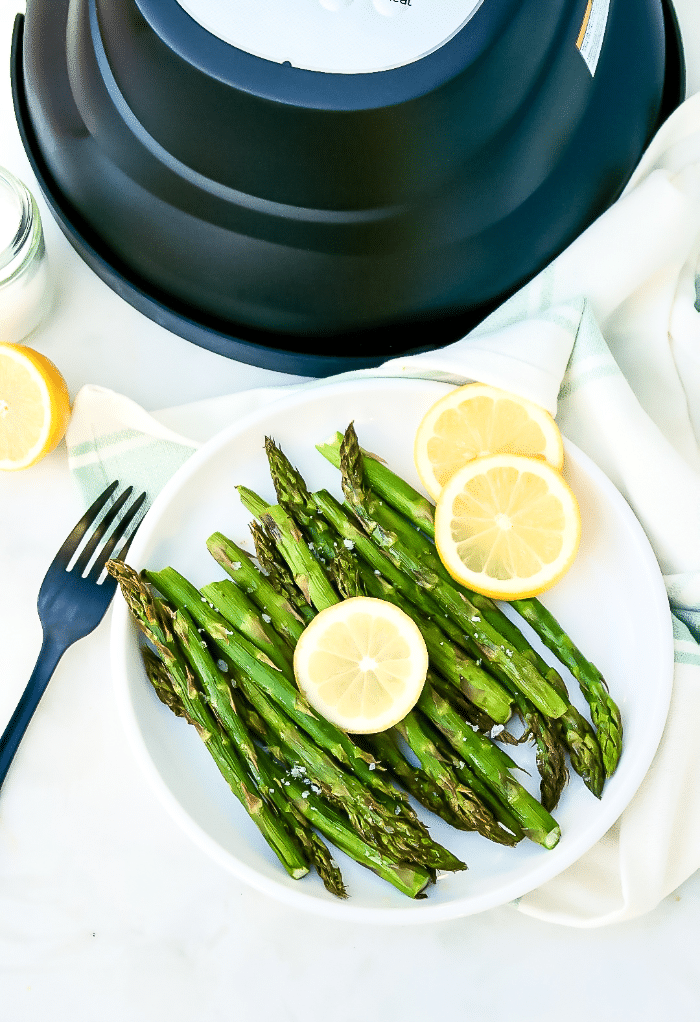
{"left": 3, "top": 2, "right": 700, "bottom": 1018}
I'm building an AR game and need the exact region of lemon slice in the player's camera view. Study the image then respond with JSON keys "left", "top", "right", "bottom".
{"left": 293, "top": 597, "right": 429, "bottom": 734}
{"left": 414, "top": 382, "right": 564, "bottom": 500}
{"left": 435, "top": 453, "right": 581, "bottom": 600}
{"left": 0, "top": 343, "right": 71, "bottom": 471}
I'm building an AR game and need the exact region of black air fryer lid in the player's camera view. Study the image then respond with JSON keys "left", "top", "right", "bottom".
{"left": 13, "top": 0, "right": 685, "bottom": 375}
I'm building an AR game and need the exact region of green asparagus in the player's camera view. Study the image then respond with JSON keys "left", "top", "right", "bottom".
{"left": 206, "top": 531, "right": 312, "bottom": 641}
{"left": 511, "top": 598, "right": 623, "bottom": 776}
{"left": 108, "top": 561, "right": 310, "bottom": 880}
{"left": 143, "top": 565, "right": 406, "bottom": 801}
{"left": 352, "top": 489, "right": 604, "bottom": 795}
{"left": 317, "top": 429, "right": 620, "bottom": 775}
{"left": 417, "top": 680, "right": 561, "bottom": 849}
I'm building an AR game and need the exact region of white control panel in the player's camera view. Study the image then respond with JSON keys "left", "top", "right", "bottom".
{"left": 173, "top": 0, "right": 485, "bottom": 74}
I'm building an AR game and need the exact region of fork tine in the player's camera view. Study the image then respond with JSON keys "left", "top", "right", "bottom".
{"left": 112, "top": 503, "right": 148, "bottom": 564}
{"left": 54, "top": 480, "right": 120, "bottom": 564}
{"left": 110, "top": 535, "right": 136, "bottom": 570}
{"left": 87, "top": 490, "right": 148, "bottom": 582}
{"left": 73, "top": 486, "right": 134, "bottom": 575}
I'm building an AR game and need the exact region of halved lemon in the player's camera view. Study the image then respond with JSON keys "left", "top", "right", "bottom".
{"left": 414, "top": 382, "right": 564, "bottom": 500}
{"left": 0, "top": 342, "right": 71, "bottom": 471}
{"left": 435, "top": 453, "right": 581, "bottom": 600}
{"left": 293, "top": 597, "right": 429, "bottom": 734}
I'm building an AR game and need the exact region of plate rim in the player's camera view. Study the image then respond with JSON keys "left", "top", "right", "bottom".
{"left": 110, "top": 375, "right": 675, "bottom": 924}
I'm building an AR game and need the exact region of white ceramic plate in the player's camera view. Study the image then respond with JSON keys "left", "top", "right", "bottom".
{"left": 111, "top": 378, "right": 674, "bottom": 923}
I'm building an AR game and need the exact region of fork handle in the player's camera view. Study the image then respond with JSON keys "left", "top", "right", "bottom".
{"left": 0, "top": 635, "right": 66, "bottom": 793}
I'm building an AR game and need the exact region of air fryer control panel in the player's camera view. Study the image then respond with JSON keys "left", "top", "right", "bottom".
{"left": 174, "top": 0, "right": 485, "bottom": 73}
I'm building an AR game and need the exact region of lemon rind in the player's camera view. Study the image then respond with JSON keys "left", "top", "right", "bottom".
{"left": 414, "top": 382, "right": 564, "bottom": 501}
{"left": 293, "top": 597, "right": 429, "bottom": 734}
{"left": 434, "top": 453, "right": 581, "bottom": 601}
{"left": 0, "top": 344, "right": 71, "bottom": 471}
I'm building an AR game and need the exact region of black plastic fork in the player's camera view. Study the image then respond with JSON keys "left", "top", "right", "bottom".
{"left": 0, "top": 481, "right": 147, "bottom": 792}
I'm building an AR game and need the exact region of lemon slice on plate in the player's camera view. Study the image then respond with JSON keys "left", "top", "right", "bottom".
{"left": 435, "top": 453, "right": 581, "bottom": 600}
{"left": 293, "top": 597, "right": 428, "bottom": 733}
{"left": 414, "top": 382, "right": 564, "bottom": 500}
{"left": 0, "top": 342, "right": 71, "bottom": 471}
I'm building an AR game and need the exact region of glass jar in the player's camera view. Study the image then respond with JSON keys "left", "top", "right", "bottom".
{"left": 0, "top": 167, "right": 52, "bottom": 343}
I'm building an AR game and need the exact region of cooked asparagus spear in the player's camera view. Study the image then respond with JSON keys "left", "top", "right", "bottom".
{"left": 200, "top": 578, "right": 293, "bottom": 673}
{"left": 266, "top": 435, "right": 339, "bottom": 563}
{"left": 144, "top": 565, "right": 469, "bottom": 868}
{"left": 313, "top": 486, "right": 566, "bottom": 721}
{"left": 504, "top": 685, "right": 569, "bottom": 813}
{"left": 351, "top": 484, "right": 604, "bottom": 795}
{"left": 395, "top": 711, "right": 520, "bottom": 845}
{"left": 511, "top": 598, "right": 623, "bottom": 777}
{"left": 233, "top": 667, "right": 466, "bottom": 873}
{"left": 417, "top": 680, "right": 561, "bottom": 849}
{"left": 206, "top": 531, "right": 312, "bottom": 642}
{"left": 249, "top": 520, "right": 316, "bottom": 626}
{"left": 357, "top": 563, "right": 506, "bottom": 734}
{"left": 361, "top": 729, "right": 466, "bottom": 828}
{"left": 261, "top": 777, "right": 349, "bottom": 899}
{"left": 165, "top": 608, "right": 351, "bottom": 897}
{"left": 142, "top": 565, "right": 401, "bottom": 801}
{"left": 108, "top": 561, "right": 310, "bottom": 880}
{"left": 317, "top": 430, "right": 435, "bottom": 532}
{"left": 261, "top": 755, "right": 433, "bottom": 899}
{"left": 412, "top": 711, "right": 525, "bottom": 842}
{"left": 317, "top": 429, "right": 620, "bottom": 776}
{"left": 169, "top": 603, "right": 283, "bottom": 795}
{"left": 144, "top": 640, "right": 348, "bottom": 898}
{"left": 237, "top": 486, "right": 339, "bottom": 612}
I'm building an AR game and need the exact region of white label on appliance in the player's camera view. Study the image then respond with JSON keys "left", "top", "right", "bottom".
{"left": 173, "top": 0, "right": 485, "bottom": 74}
{"left": 576, "top": 0, "right": 610, "bottom": 77}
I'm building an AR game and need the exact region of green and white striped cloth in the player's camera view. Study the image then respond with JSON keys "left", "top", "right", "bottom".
{"left": 66, "top": 93, "right": 700, "bottom": 927}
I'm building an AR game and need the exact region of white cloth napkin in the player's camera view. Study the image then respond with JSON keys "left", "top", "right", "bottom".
{"left": 65, "top": 92, "right": 700, "bottom": 928}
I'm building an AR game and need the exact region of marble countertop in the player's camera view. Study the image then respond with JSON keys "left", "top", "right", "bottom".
{"left": 3, "top": 3, "right": 700, "bottom": 1018}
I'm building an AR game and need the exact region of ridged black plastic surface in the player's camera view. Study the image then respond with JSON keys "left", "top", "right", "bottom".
{"left": 13, "top": 0, "right": 684, "bottom": 375}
